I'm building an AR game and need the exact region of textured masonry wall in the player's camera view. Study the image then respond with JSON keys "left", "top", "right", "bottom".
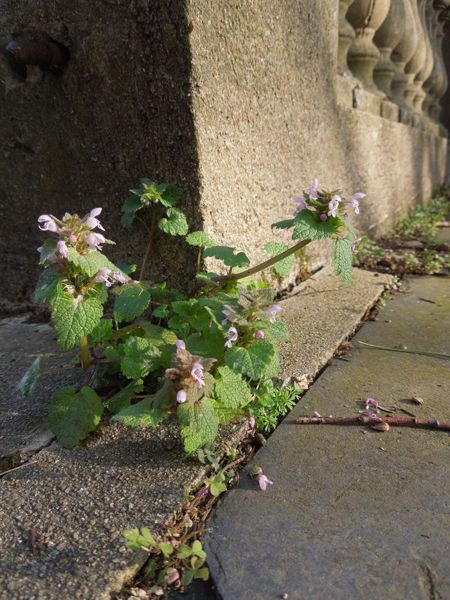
{"left": 0, "top": 0, "right": 447, "bottom": 301}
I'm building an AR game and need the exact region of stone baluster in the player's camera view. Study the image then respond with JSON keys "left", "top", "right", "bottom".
{"left": 346, "top": 0, "right": 391, "bottom": 94}
{"left": 403, "top": 0, "right": 427, "bottom": 110}
{"left": 338, "top": 0, "right": 356, "bottom": 76}
{"left": 422, "top": 4, "right": 442, "bottom": 117}
{"left": 391, "top": 0, "right": 418, "bottom": 112}
{"left": 373, "top": 0, "right": 408, "bottom": 97}
{"left": 412, "top": 0, "right": 435, "bottom": 112}
{"left": 430, "top": 7, "right": 450, "bottom": 122}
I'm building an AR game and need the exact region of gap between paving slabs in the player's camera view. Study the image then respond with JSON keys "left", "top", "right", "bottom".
{"left": 0, "top": 267, "right": 390, "bottom": 600}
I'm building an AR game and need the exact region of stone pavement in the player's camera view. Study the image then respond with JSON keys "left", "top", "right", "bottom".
{"left": 204, "top": 276, "right": 450, "bottom": 600}
{"left": 0, "top": 268, "right": 388, "bottom": 600}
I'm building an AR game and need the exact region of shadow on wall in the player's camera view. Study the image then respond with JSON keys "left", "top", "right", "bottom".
{"left": 0, "top": 0, "right": 200, "bottom": 301}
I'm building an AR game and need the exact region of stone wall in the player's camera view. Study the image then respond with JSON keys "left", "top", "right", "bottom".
{"left": 0, "top": 0, "right": 448, "bottom": 301}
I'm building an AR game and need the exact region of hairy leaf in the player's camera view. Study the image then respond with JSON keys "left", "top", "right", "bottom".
{"left": 186, "top": 331, "right": 226, "bottom": 359}
{"left": 51, "top": 286, "right": 103, "bottom": 350}
{"left": 88, "top": 319, "right": 113, "bottom": 345}
{"left": 114, "top": 283, "right": 151, "bottom": 322}
{"left": 38, "top": 238, "right": 58, "bottom": 265}
{"left": 113, "top": 396, "right": 167, "bottom": 427}
{"left": 271, "top": 218, "right": 295, "bottom": 230}
{"left": 158, "top": 207, "right": 189, "bottom": 236}
{"left": 185, "top": 231, "right": 215, "bottom": 248}
{"left": 159, "top": 183, "right": 183, "bottom": 207}
{"left": 34, "top": 265, "right": 61, "bottom": 304}
{"left": 332, "top": 236, "right": 353, "bottom": 283}
{"left": 292, "top": 210, "right": 341, "bottom": 241}
{"left": 203, "top": 246, "right": 250, "bottom": 268}
{"left": 264, "top": 241, "right": 295, "bottom": 276}
{"left": 107, "top": 380, "right": 144, "bottom": 414}
{"left": 178, "top": 398, "right": 219, "bottom": 453}
{"left": 66, "top": 248, "right": 123, "bottom": 278}
{"left": 225, "top": 340, "right": 276, "bottom": 380}
{"left": 121, "top": 194, "right": 144, "bottom": 228}
{"left": 214, "top": 366, "right": 252, "bottom": 408}
{"left": 48, "top": 386, "right": 103, "bottom": 448}
{"left": 120, "top": 336, "right": 161, "bottom": 380}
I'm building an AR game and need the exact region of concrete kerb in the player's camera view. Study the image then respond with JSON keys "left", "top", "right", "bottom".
{"left": 0, "top": 268, "right": 391, "bottom": 599}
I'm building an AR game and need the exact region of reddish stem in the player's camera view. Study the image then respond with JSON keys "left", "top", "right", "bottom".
{"left": 295, "top": 414, "right": 450, "bottom": 431}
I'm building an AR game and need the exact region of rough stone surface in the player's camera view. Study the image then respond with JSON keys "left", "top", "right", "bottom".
{"left": 204, "top": 276, "right": 450, "bottom": 600}
{"left": 0, "top": 1, "right": 447, "bottom": 300}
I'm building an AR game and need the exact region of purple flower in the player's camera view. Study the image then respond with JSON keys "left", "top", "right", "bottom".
{"left": 293, "top": 197, "right": 317, "bottom": 215}
{"left": 257, "top": 473, "right": 274, "bottom": 491}
{"left": 112, "top": 271, "right": 129, "bottom": 284}
{"left": 86, "top": 232, "right": 106, "bottom": 251}
{"left": 57, "top": 240, "right": 68, "bottom": 258}
{"left": 93, "top": 267, "right": 113, "bottom": 287}
{"left": 176, "top": 339, "right": 186, "bottom": 350}
{"left": 221, "top": 307, "right": 239, "bottom": 325}
{"left": 254, "top": 330, "right": 265, "bottom": 339}
{"left": 38, "top": 214, "right": 58, "bottom": 232}
{"left": 365, "top": 397, "right": 379, "bottom": 412}
{"left": 328, "top": 195, "right": 342, "bottom": 218}
{"left": 224, "top": 326, "right": 238, "bottom": 349}
{"left": 248, "top": 416, "right": 256, "bottom": 430}
{"left": 69, "top": 234, "right": 78, "bottom": 244}
{"left": 265, "top": 304, "right": 282, "bottom": 323}
{"left": 346, "top": 192, "right": 366, "bottom": 215}
{"left": 351, "top": 238, "right": 361, "bottom": 254}
{"left": 83, "top": 208, "right": 105, "bottom": 231}
{"left": 195, "top": 486, "right": 209, "bottom": 498}
{"left": 319, "top": 214, "right": 328, "bottom": 222}
{"left": 191, "top": 362, "right": 205, "bottom": 388}
{"left": 176, "top": 390, "right": 187, "bottom": 404}
{"left": 309, "top": 178, "right": 319, "bottom": 199}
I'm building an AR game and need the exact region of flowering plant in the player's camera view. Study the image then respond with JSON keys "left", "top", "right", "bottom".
{"left": 20, "top": 178, "right": 364, "bottom": 453}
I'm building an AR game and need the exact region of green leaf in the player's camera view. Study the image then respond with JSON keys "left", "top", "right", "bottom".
{"left": 48, "top": 386, "right": 103, "bottom": 448}
{"left": 121, "top": 194, "right": 144, "bottom": 228}
{"left": 292, "top": 211, "right": 342, "bottom": 241}
{"left": 203, "top": 246, "right": 250, "bottom": 268}
{"left": 178, "top": 398, "right": 219, "bottom": 453}
{"left": 123, "top": 528, "right": 157, "bottom": 551}
{"left": 208, "top": 472, "right": 227, "bottom": 497}
{"left": 332, "top": 237, "right": 353, "bottom": 283}
{"left": 139, "top": 323, "right": 178, "bottom": 347}
{"left": 186, "top": 331, "right": 226, "bottom": 360}
{"left": 87, "top": 319, "right": 113, "bottom": 345}
{"left": 264, "top": 242, "right": 295, "bottom": 276}
{"left": 265, "top": 319, "right": 289, "bottom": 341}
{"left": 271, "top": 218, "right": 295, "bottom": 230}
{"left": 177, "top": 545, "right": 193, "bottom": 559}
{"left": 195, "top": 567, "right": 209, "bottom": 581}
{"left": 158, "top": 542, "right": 174, "bottom": 558}
{"left": 34, "top": 266, "right": 61, "bottom": 304}
{"left": 185, "top": 231, "right": 215, "bottom": 248}
{"left": 114, "top": 283, "right": 151, "bottom": 322}
{"left": 113, "top": 396, "right": 167, "bottom": 427}
{"left": 225, "top": 340, "right": 276, "bottom": 380}
{"left": 181, "top": 571, "right": 194, "bottom": 587}
{"left": 107, "top": 380, "right": 143, "bottom": 414}
{"left": 191, "top": 540, "right": 207, "bottom": 559}
{"left": 152, "top": 304, "right": 169, "bottom": 319}
{"left": 38, "top": 238, "right": 58, "bottom": 265}
{"left": 50, "top": 287, "right": 103, "bottom": 350}
{"left": 18, "top": 357, "right": 41, "bottom": 396}
{"left": 159, "top": 184, "right": 183, "bottom": 207}
{"left": 214, "top": 366, "right": 252, "bottom": 408}
{"left": 66, "top": 249, "right": 122, "bottom": 278}
{"left": 158, "top": 207, "right": 189, "bottom": 236}
{"left": 120, "top": 336, "right": 160, "bottom": 379}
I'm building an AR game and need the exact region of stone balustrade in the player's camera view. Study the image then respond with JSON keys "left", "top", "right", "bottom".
{"left": 338, "top": 0, "right": 450, "bottom": 132}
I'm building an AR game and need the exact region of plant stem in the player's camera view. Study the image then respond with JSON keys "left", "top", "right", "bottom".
{"left": 295, "top": 414, "right": 450, "bottom": 431}
{"left": 359, "top": 341, "right": 450, "bottom": 361}
{"left": 196, "top": 248, "right": 202, "bottom": 273}
{"left": 216, "top": 239, "right": 311, "bottom": 283}
{"left": 139, "top": 210, "right": 157, "bottom": 281}
{"left": 80, "top": 336, "right": 91, "bottom": 370}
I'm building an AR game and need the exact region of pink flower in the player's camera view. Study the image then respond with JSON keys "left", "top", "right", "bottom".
{"left": 112, "top": 271, "right": 129, "bottom": 284}
{"left": 83, "top": 208, "right": 105, "bottom": 231}
{"left": 309, "top": 178, "right": 319, "bottom": 199}
{"left": 86, "top": 232, "right": 106, "bottom": 251}
{"left": 38, "top": 214, "right": 58, "bottom": 232}
{"left": 191, "top": 362, "right": 205, "bottom": 388}
{"left": 195, "top": 486, "right": 209, "bottom": 498}
{"left": 257, "top": 473, "right": 274, "bottom": 491}
{"left": 221, "top": 307, "right": 239, "bottom": 325}
{"left": 176, "top": 339, "right": 186, "bottom": 350}
{"left": 254, "top": 330, "right": 265, "bottom": 339}
{"left": 176, "top": 390, "right": 187, "bottom": 404}
{"left": 328, "top": 195, "right": 342, "bottom": 218}
{"left": 346, "top": 192, "right": 366, "bottom": 215}
{"left": 93, "top": 267, "right": 113, "bottom": 287}
{"left": 319, "top": 214, "right": 328, "bottom": 222}
{"left": 248, "top": 416, "right": 256, "bottom": 430}
{"left": 57, "top": 240, "right": 68, "bottom": 258}
{"left": 366, "top": 397, "right": 379, "bottom": 412}
{"left": 265, "top": 304, "right": 282, "bottom": 323}
{"left": 69, "top": 234, "right": 78, "bottom": 244}
{"left": 225, "top": 326, "right": 238, "bottom": 349}
{"left": 293, "top": 196, "right": 317, "bottom": 215}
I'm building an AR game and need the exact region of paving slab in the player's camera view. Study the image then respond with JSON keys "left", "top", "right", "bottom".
{"left": 204, "top": 276, "right": 450, "bottom": 600}
{"left": 0, "top": 268, "right": 389, "bottom": 600}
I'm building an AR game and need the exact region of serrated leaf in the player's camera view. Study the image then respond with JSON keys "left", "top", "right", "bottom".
{"left": 264, "top": 241, "right": 295, "bottom": 276}
{"left": 214, "top": 366, "right": 252, "bottom": 408}
{"left": 38, "top": 238, "right": 57, "bottom": 265}
{"left": 225, "top": 340, "right": 276, "bottom": 380}
{"left": 66, "top": 248, "right": 123, "bottom": 278}
{"left": 292, "top": 211, "right": 342, "bottom": 241}
{"left": 185, "top": 231, "right": 215, "bottom": 248}
{"left": 139, "top": 322, "right": 178, "bottom": 346}
{"left": 332, "top": 236, "right": 353, "bottom": 283}
{"left": 114, "top": 283, "right": 151, "bottom": 322}
{"left": 203, "top": 246, "right": 250, "bottom": 268}
{"left": 48, "top": 386, "right": 103, "bottom": 448}
{"left": 121, "top": 195, "right": 144, "bottom": 228}
{"left": 113, "top": 396, "right": 167, "bottom": 427}
{"left": 265, "top": 319, "right": 289, "bottom": 341}
{"left": 178, "top": 398, "right": 219, "bottom": 453}
{"left": 34, "top": 266, "right": 61, "bottom": 304}
{"left": 107, "top": 380, "right": 143, "bottom": 414}
{"left": 159, "top": 184, "right": 183, "bottom": 207}
{"left": 50, "top": 287, "right": 103, "bottom": 350}
{"left": 186, "top": 331, "right": 226, "bottom": 359}
{"left": 158, "top": 207, "right": 189, "bottom": 236}
{"left": 271, "top": 218, "right": 295, "bottom": 230}
{"left": 152, "top": 304, "right": 169, "bottom": 319}
{"left": 18, "top": 357, "right": 41, "bottom": 396}
{"left": 120, "top": 336, "right": 160, "bottom": 379}
{"left": 88, "top": 319, "right": 113, "bottom": 345}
